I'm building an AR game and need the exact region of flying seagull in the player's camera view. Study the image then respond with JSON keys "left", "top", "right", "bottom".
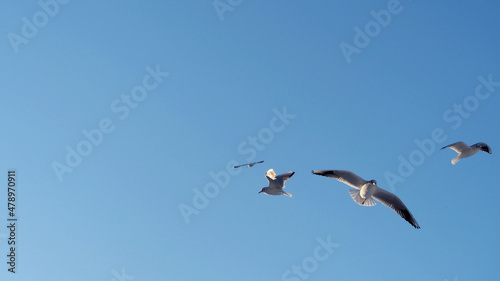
{"left": 258, "top": 169, "right": 294, "bottom": 197}
{"left": 233, "top": 160, "right": 264, "bottom": 168}
{"left": 312, "top": 170, "right": 420, "bottom": 229}
{"left": 441, "top": 141, "right": 492, "bottom": 165}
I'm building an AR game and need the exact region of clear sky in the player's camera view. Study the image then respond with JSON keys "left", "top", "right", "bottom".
{"left": 1, "top": 1, "right": 499, "bottom": 280}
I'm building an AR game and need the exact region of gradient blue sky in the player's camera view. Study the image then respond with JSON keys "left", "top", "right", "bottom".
{"left": 1, "top": 1, "right": 499, "bottom": 280}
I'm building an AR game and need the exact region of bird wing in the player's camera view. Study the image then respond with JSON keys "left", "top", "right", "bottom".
{"left": 265, "top": 169, "right": 277, "bottom": 183}
{"left": 275, "top": 171, "right": 295, "bottom": 189}
{"left": 475, "top": 142, "right": 492, "bottom": 154}
{"left": 441, "top": 141, "right": 469, "bottom": 154}
{"left": 372, "top": 187, "right": 420, "bottom": 229}
{"left": 232, "top": 164, "right": 244, "bottom": 168}
{"left": 255, "top": 160, "right": 264, "bottom": 164}
{"left": 311, "top": 170, "right": 366, "bottom": 189}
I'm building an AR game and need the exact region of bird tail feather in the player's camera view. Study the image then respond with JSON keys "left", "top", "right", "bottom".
{"left": 282, "top": 191, "right": 292, "bottom": 198}
{"left": 348, "top": 189, "right": 376, "bottom": 206}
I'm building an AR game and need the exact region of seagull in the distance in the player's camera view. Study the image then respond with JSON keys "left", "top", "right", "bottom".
{"left": 312, "top": 170, "right": 420, "bottom": 229}
{"left": 258, "top": 169, "right": 294, "bottom": 197}
{"left": 441, "top": 141, "right": 492, "bottom": 165}
{"left": 232, "top": 160, "right": 264, "bottom": 168}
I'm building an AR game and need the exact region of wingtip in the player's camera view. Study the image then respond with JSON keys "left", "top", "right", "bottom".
{"left": 412, "top": 220, "right": 421, "bottom": 229}
{"left": 312, "top": 170, "right": 335, "bottom": 177}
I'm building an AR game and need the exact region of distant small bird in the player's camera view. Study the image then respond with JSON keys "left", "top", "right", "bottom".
{"left": 258, "top": 169, "right": 294, "bottom": 198}
{"left": 233, "top": 160, "right": 264, "bottom": 168}
{"left": 312, "top": 170, "right": 420, "bottom": 229}
{"left": 441, "top": 141, "right": 492, "bottom": 165}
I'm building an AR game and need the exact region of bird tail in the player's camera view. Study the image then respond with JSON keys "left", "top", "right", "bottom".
{"left": 282, "top": 191, "right": 292, "bottom": 198}
{"left": 348, "top": 189, "right": 376, "bottom": 206}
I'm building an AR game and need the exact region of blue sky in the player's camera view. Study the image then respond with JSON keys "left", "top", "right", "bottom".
{"left": 1, "top": 0, "right": 499, "bottom": 280}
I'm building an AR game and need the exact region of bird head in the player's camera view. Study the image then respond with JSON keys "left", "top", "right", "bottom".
{"left": 369, "top": 179, "right": 377, "bottom": 185}
{"left": 258, "top": 188, "right": 265, "bottom": 194}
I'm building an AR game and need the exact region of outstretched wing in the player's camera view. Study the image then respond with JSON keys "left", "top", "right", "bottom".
{"left": 312, "top": 170, "right": 366, "bottom": 189}
{"left": 275, "top": 171, "right": 295, "bottom": 188}
{"left": 372, "top": 187, "right": 420, "bottom": 229}
{"left": 441, "top": 141, "right": 469, "bottom": 154}
{"left": 475, "top": 142, "right": 492, "bottom": 154}
{"left": 265, "top": 169, "right": 277, "bottom": 183}
{"left": 232, "top": 164, "right": 245, "bottom": 168}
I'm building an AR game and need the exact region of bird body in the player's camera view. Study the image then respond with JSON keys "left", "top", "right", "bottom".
{"left": 312, "top": 170, "right": 420, "bottom": 229}
{"left": 441, "top": 142, "right": 492, "bottom": 165}
{"left": 259, "top": 169, "right": 294, "bottom": 197}
{"left": 357, "top": 181, "right": 378, "bottom": 206}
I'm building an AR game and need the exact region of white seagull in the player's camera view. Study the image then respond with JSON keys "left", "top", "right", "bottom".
{"left": 312, "top": 170, "right": 420, "bottom": 229}
{"left": 233, "top": 160, "right": 264, "bottom": 168}
{"left": 258, "top": 169, "right": 294, "bottom": 198}
{"left": 441, "top": 142, "right": 492, "bottom": 165}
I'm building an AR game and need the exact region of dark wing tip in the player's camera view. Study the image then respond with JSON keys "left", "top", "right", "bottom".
{"left": 481, "top": 146, "right": 492, "bottom": 154}
{"left": 312, "top": 170, "right": 336, "bottom": 177}
{"left": 312, "top": 170, "right": 325, "bottom": 176}
{"left": 398, "top": 209, "right": 420, "bottom": 229}
{"left": 283, "top": 171, "right": 295, "bottom": 180}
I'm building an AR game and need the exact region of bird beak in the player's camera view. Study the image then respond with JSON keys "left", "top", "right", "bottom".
{"left": 258, "top": 191, "right": 262, "bottom": 194}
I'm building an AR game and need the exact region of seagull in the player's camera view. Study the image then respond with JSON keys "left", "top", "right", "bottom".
{"left": 312, "top": 170, "right": 420, "bottom": 229}
{"left": 233, "top": 160, "right": 264, "bottom": 168}
{"left": 258, "top": 169, "right": 294, "bottom": 197}
{"left": 441, "top": 141, "right": 492, "bottom": 165}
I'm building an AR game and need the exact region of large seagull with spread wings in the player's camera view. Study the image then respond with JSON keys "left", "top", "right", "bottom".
{"left": 312, "top": 170, "right": 420, "bottom": 229}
